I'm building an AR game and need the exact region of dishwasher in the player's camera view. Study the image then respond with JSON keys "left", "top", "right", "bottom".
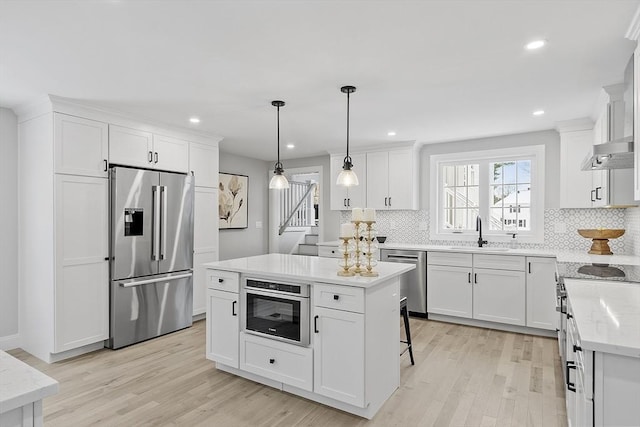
{"left": 380, "top": 249, "right": 427, "bottom": 317}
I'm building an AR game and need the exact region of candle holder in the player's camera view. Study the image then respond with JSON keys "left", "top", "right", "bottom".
{"left": 360, "top": 221, "right": 379, "bottom": 277}
{"left": 337, "top": 237, "right": 355, "bottom": 276}
{"left": 351, "top": 220, "right": 363, "bottom": 274}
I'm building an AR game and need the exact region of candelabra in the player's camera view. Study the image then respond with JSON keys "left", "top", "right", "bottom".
{"left": 360, "top": 221, "right": 379, "bottom": 277}
{"left": 337, "top": 236, "right": 355, "bottom": 276}
{"left": 351, "top": 220, "right": 363, "bottom": 274}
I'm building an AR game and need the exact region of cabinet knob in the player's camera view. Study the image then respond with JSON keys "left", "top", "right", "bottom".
{"left": 269, "top": 358, "right": 275, "bottom": 364}
{"left": 218, "top": 278, "right": 224, "bottom": 283}
{"left": 333, "top": 294, "right": 340, "bottom": 300}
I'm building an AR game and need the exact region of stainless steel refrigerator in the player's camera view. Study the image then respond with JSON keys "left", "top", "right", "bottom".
{"left": 108, "top": 166, "right": 194, "bottom": 349}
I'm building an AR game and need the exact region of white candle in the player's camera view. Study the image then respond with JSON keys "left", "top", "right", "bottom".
{"left": 352, "top": 207, "right": 363, "bottom": 222}
{"left": 340, "top": 223, "right": 354, "bottom": 238}
{"left": 364, "top": 208, "right": 376, "bottom": 222}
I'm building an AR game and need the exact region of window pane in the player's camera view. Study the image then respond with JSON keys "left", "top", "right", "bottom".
{"left": 455, "top": 187, "right": 467, "bottom": 208}
{"left": 443, "top": 209, "right": 454, "bottom": 229}
{"left": 492, "top": 163, "right": 503, "bottom": 184}
{"left": 455, "top": 165, "right": 467, "bottom": 186}
{"left": 502, "top": 162, "right": 517, "bottom": 184}
{"left": 517, "top": 208, "right": 530, "bottom": 231}
{"left": 517, "top": 160, "right": 531, "bottom": 183}
{"left": 468, "top": 186, "right": 479, "bottom": 206}
{"left": 468, "top": 165, "right": 480, "bottom": 185}
{"left": 443, "top": 188, "right": 455, "bottom": 209}
{"left": 467, "top": 208, "right": 479, "bottom": 229}
{"left": 489, "top": 208, "right": 504, "bottom": 230}
{"left": 503, "top": 184, "right": 517, "bottom": 203}
{"left": 443, "top": 166, "right": 455, "bottom": 187}
{"left": 454, "top": 209, "right": 467, "bottom": 230}
{"left": 491, "top": 185, "right": 503, "bottom": 206}
{"left": 517, "top": 184, "right": 530, "bottom": 207}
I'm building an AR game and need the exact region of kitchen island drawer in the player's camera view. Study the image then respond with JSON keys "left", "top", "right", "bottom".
{"left": 473, "top": 254, "right": 525, "bottom": 271}
{"left": 313, "top": 283, "right": 364, "bottom": 313}
{"left": 206, "top": 269, "right": 240, "bottom": 292}
{"left": 240, "top": 333, "right": 312, "bottom": 391}
{"left": 318, "top": 246, "right": 341, "bottom": 258}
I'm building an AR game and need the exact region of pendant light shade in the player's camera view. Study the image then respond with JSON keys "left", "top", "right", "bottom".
{"left": 337, "top": 85, "right": 358, "bottom": 187}
{"left": 269, "top": 100, "right": 289, "bottom": 190}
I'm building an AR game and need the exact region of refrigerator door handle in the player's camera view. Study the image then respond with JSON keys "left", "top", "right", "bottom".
{"left": 152, "top": 185, "right": 160, "bottom": 261}
{"left": 118, "top": 272, "right": 193, "bottom": 288}
{"left": 161, "top": 186, "right": 167, "bottom": 260}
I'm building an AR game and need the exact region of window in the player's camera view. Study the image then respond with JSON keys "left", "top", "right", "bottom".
{"left": 430, "top": 146, "right": 545, "bottom": 243}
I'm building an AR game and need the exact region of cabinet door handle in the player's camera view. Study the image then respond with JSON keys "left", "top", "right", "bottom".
{"left": 232, "top": 300, "right": 237, "bottom": 316}
{"left": 269, "top": 358, "right": 275, "bottom": 364}
{"left": 333, "top": 294, "right": 340, "bottom": 300}
{"left": 591, "top": 189, "right": 596, "bottom": 202}
{"left": 104, "top": 257, "right": 110, "bottom": 261}
{"left": 388, "top": 197, "right": 391, "bottom": 206}
{"left": 566, "top": 361, "right": 576, "bottom": 392}
{"left": 468, "top": 272, "right": 471, "bottom": 283}
{"left": 528, "top": 262, "right": 531, "bottom": 274}
{"left": 573, "top": 345, "right": 582, "bottom": 353}
{"left": 148, "top": 151, "right": 153, "bottom": 163}
{"left": 474, "top": 273, "right": 477, "bottom": 284}
{"left": 154, "top": 152, "right": 159, "bottom": 164}
{"left": 218, "top": 278, "right": 224, "bottom": 283}
{"left": 343, "top": 198, "right": 347, "bottom": 207}
{"left": 595, "top": 186, "right": 602, "bottom": 200}
{"left": 347, "top": 198, "right": 350, "bottom": 207}
{"left": 314, "top": 315, "right": 319, "bottom": 333}
{"left": 384, "top": 197, "right": 388, "bottom": 206}
{"left": 103, "top": 159, "right": 108, "bottom": 172}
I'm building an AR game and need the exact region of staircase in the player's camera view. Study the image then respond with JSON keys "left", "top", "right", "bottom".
{"left": 297, "top": 226, "right": 319, "bottom": 256}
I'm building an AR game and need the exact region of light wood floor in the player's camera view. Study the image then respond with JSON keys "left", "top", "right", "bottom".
{"left": 9, "top": 318, "right": 567, "bottom": 427}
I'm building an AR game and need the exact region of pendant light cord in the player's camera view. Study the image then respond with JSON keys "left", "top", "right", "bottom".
{"left": 346, "top": 90, "right": 350, "bottom": 162}
{"left": 276, "top": 104, "right": 281, "bottom": 168}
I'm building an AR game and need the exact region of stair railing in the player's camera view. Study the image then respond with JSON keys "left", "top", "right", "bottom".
{"left": 279, "top": 181, "right": 317, "bottom": 235}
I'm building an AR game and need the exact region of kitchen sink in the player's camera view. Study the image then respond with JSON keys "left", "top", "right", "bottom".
{"left": 448, "top": 246, "right": 510, "bottom": 252}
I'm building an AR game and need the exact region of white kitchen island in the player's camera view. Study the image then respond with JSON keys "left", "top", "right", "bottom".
{"left": 203, "top": 253, "right": 415, "bottom": 419}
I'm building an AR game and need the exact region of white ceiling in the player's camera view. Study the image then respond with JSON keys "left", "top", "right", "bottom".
{"left": 0, "top": 1, "right": 638, "bottom": 162}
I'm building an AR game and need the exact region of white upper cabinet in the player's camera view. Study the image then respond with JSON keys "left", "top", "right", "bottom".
{"left": 54, "top": 113, "right": 108, "bottom": 177}
{"left": 558, "top": 122, "right": 596, "bottom": 208}
{"left": 189, "top": 141, "right": 219, "bottom": 188}
{"left": 330, "top": 153, "right": 366, "bottom": 210}
{"left": 635, "top": 45, "right": 640, "bottom": 200}
{"left": 109, "top": 126, "right": 189, "bottom": 173}
{"left": 366, "top": 148, "right": 417, "bottom": 210}
{"left": 109, "top": 125, "right": 153, "bottom": 169}
{"left": 152, "top": 134, "right": 189, "bottom": 173}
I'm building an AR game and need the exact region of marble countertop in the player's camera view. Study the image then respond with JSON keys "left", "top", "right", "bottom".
{"left": 316, "top": 241, "right": 640, "bottom": 265}
{"left": 0, "top": 350, "right": 58, "bottom": 414}
{"left": 564, "top": 279, "right": 640, "bottom": 358}
{"left": 204, "top": 253, "right": 415, "bottom": 288}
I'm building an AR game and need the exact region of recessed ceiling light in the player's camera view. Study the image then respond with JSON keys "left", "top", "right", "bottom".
{"left": 533, "top": 110, "right": 545, "bottom": 116}
{"left": 189, "top": 117, "right": 200, "bottom": 124}
{"left": 387, "top": 131, "right": 396, "bottom": 136}
{"left": 526, "top": 40, "right": 546, "bottom": 50}
{"left": 286, "top": 143, "right": 295, "bottom": 149}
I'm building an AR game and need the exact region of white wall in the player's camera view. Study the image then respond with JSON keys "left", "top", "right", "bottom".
{"left": 419, "top": 129, "right": 561, "bottom": 209}
{"left": 0, "top": 108, "right": 19, "bottom": 346}
{"left": 218, "top": 151, "right": 270, "bottom": 260}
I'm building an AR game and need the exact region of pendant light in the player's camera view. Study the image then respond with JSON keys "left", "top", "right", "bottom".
{"left": 269, "top": 100, "right": 290, "bottom": 189}
{"left": 336, "top": 85, "right": 359, "bottom": 186}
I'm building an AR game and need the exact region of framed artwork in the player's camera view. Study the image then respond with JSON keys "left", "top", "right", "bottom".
{"left": 219, "top": 172, "right": 249, "bottom": 229}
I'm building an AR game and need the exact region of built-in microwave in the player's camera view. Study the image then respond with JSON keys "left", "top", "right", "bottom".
{"left": 241, "top": 278, "right": 310, "bottom": 347}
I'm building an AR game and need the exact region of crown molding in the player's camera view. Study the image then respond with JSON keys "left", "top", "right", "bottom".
{"left": 555, "top": 117, "right": 593, "bottom": 133}
{"left": 626, "top": 5, "right": 640, "bottom": 41}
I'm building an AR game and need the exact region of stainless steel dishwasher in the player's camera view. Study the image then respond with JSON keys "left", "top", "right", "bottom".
{"left": 380, "top": 249, "right": 427, "bottom": 317}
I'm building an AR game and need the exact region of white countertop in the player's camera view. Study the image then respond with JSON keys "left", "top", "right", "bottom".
{"left": 316, "top": 241, "right": 640, "bottom": 265}
{"left": 564, "top": 279, "right": 640, "bottom": 358}
{"left": 0, "top": 350, "right": 58, "bottom": 413}
{"left": 204, "top": 253, "right": 415, "bottom": 288}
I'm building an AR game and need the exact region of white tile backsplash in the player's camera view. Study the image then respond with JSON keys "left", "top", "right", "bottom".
{"left": 341, "top": 208, "right": 633, "bottom": 254}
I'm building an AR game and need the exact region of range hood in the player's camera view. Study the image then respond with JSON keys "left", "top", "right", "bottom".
{"left": 581, "top": 54, "right": 634, "bottom": 171}
{"left": 581, "top": 136, "right": 634, "bottom": 170}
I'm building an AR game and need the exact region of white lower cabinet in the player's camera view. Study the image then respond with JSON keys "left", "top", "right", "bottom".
{"left": 206, "top": 284, "right": 239, "bottom": 369}
{"left": 426, "top": 264, "right": 472, "bottom": 318}
{"left": 312, "top": 305, "right": 365, "bottom": 407}
{"left": 427, "top": 252, "right": 542, "bottom": 328}
{"left": 526, "top": 257, "right": 557, "bottom": 330}
{"left": 473, "top": 268, "right": 525, "bottom": 326}
{"left": 193, "top": 186, "right": 219, "bottom": 316}
{"left": 240, "top": 333, "right": 313, "bottom": 391}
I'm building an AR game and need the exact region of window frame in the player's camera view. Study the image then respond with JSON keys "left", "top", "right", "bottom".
{"left": 429, "top": 145, "right": 545, "bottom": 244}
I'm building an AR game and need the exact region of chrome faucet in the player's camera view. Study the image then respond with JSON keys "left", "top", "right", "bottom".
{"left": 476, "top": 216, "right": 488, "bottom": 247}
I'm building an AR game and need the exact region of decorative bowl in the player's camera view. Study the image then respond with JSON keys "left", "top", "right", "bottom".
{"left": 577, "top": 229, "right": 625, "bottom": 255}
{"left": 376, "top": 236, "right": 387, "bottom": 244}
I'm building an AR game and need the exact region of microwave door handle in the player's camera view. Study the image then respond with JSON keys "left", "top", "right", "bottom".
{"left": 160, "top": 186, "right": 167, "bottom": 260}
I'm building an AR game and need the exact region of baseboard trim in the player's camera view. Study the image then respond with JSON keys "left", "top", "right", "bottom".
{"left": 428, "top": 314, "right": 557, "bottom": 338}
{"left": 0, "top": 334, "right": 21, "bottom": 351}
